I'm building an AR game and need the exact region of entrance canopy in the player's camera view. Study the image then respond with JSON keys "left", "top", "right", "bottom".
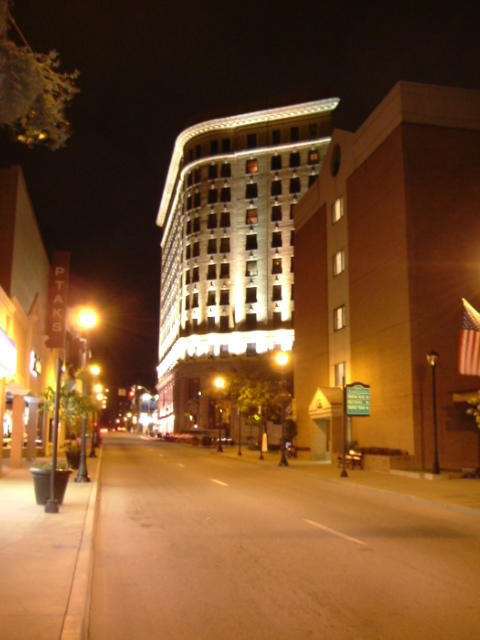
{"left": 308, "top": 387, "right": 343, "bottom": 419}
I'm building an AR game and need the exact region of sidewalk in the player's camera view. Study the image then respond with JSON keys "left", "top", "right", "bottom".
{"left": 0, "top": 451, "right": 101, "bottom": 640}
{"left": 219, "top": 444, "right": 480, "bottom": 512}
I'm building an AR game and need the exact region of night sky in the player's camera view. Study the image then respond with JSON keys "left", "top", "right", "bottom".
{"left": 1, "top": 1, "right": 480, "bottom": 388}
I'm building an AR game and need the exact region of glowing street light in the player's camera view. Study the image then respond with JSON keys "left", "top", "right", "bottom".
{"left": 214, "top": 375, "right": 226, "bottom": 452}
{"left": 89, "top": 363, "right": 101, "bottom": 377}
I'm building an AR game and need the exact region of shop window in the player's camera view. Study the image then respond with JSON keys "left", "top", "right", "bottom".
{"left": 246, "top": 287, "right": 257, "bottom": 303}
{"left": 246, "top": 260, "right": 258, "bottom": 277}
{"left": 220, "top": 262, "right": 230, "bottom": 279}
{"left": 207, "top": 238, "right": 217, "bottom": 255}
{"left": 246, "top": 208, "right": 258, "bottom": 225}
{"left": 207, "top": 264, "right": 217, "bottom": 280}
{"left": 246, "top": 159, "right": 258, "bottom": 174}
{"left": 246, "top": 182, "right": 258, "bottom": 199}
{"left": 271, "top": 205, "right": 282, "bottom": 222}
{"left": 271, "top": 155, "right": 282, "bottom": 170}
{"left": 271, "top": 231, "right": 282, "bottom": 248}
{"left": 246, "top": 234, "right": 258, "bottom": 250}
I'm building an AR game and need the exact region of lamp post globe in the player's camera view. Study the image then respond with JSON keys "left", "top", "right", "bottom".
{"left": 426, "top": 350, "right": 440, "bottom": 475}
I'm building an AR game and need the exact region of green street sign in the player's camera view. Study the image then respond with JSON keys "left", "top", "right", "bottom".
{"left": 346, "top": 383, "right": 371, "bottom": 417}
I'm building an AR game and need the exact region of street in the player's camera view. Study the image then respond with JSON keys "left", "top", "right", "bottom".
{"left": 89, "top": 434, "right": 480, "bottom": 640}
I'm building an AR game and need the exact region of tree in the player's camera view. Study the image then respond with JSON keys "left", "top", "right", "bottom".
{"left": 466, "top": 392, "right": 480, "bottom": 429}
{"left": 0, "top": 0, "right": 79, "bottom": 149}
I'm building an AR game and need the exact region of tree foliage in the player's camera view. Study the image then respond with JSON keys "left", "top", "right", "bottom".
{"left": 0, "top": 0, "right": 79, "bottom": 149}
{"left": 41, "top": 372, "right": 99, "bottom": 437}
{"left": 465, "top": 392, "right": 480, "bottom": 429}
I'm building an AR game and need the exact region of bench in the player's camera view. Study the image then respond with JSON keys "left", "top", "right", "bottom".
{"left": 337, "top": 449, "right": 363, "bottom": 470}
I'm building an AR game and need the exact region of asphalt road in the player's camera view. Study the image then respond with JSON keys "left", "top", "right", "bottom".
{"left": 89, "top": 433, "right": 480, "bottom": 640}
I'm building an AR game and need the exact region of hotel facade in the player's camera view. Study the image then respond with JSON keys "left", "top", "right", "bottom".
{"left": 156, "top": 99, "right": 339, "bottom": 434}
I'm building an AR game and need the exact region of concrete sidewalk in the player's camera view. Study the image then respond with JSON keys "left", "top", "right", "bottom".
{"left": 0, "top": 451, "right": 101, "bottom": 640}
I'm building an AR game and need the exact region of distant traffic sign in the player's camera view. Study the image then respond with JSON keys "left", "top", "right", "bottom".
{"left": 346, "top": 383, "right": 371, "bottom": 417}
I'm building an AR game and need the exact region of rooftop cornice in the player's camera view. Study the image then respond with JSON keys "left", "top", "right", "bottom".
{"left": 157, "top": 98, "right": 340, "bottom": 227}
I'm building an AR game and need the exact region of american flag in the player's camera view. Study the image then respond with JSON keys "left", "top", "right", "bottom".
{"left": 459, "top": 298, "right": 480, "bottom": 376}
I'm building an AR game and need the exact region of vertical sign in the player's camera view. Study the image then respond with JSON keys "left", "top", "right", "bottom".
{"left": 346, "top": 383, "right": 371, "bottom": 417}
{"left": 46, "top": 252, "right": 70, "bottom": 350}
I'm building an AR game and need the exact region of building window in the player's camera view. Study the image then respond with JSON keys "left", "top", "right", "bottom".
{"left": 335, "top": 362, "right": 346, "bottom": 387}
{"left": 308, "top": 174, "right": 318, "bottom": 187}
{"left": 290, "top": 203, "right": 295, "bottom": 220}
{"left": 222, "top": 138, "right": 231, "bottom": 153}
{"left": 271, "top": 179, "right": 282, "bottom": 196}
{"left": 246, "top": 182, "right": 258, "bottom": 199}
{"left": 220, "top": 317, "right": 229, "bottom": 333}
{"left": 246, "top": 208, "right": 258, "bottom": 225}
{"left": 246, "top": 234, "right": 258, "bottom": 250}
{"left": 220, "top": 342, "right": 229, "bottom": 355}
{"left": 246, "top": 287, "right": 257, "bottom": 303}
{"left": 194, "top": 168, "right": 201, "bottom": 183}
{"left": 208, "top": 164, "right": 218, "bottom": 180}
{"left": 192, "top": 317, "right": 199, "bottom": 329}
{"left": 290, "top": 230, "right": 295, "bottom": 246}
{"left": 334, "top": 305, "right": 346, "bottom": 331}
{"left": 195, "top": 144, "right": 202, "bottom": 159}
{"left": 246, "top": 159, "right": 258, "bottom": 174}
{"left": 332, "top": 197, "right": 344, "bottom": 224}
{"left": 271, "top": 154, "right": 282, "bottom": 171}
{"left": 207, "top": 290, "right": 216, "bottom": 306}
{"left": 192, "top": 292, "right": 199, "bottom": 308}
{"left": 186, "top": 219, "right": 192, "bottom": 236}
{"left": 207, "top": 238, "right": 217, "bottom": 255}
{"left": 193, "top": 217, "right": 200, "bottom": 233}
{"left": 210, "top": 140, "right": 218, "bottom": 155}
{"left": 193, "top": 191, "right": 201, "bottom": 208}
{"left": 208, "top": 212, "right": 217, "bottom": 229}
{"left": 220, "top": 211, "right": 231, "bottom": 227}
{"left": 291, "top": 284, "right": 294, "bottom": 300}
{"left": 308, "top": 149, "right": 320, "bottom": 164}
{"left": 186, "top": 195, "right": 193, "bottom": 211}
{"left": 290, "top": 127, "right": 299, "bottom": 142}
{"left": 220, "top": 289, "right": 229, "bottom": 305}
{"left": 207, "top": 264, "right": 217, "bottom": 280}
{"left": 221, "top": 163, "right": 231, "bottom": 178}
{"left": 186, "top": 245, "right": 191, "bottom": 260}
{"left": 185, "top": 270, "right": 190, "bottom": 285}
{"left": 273, "top": 311, "right": 282, "bottom": 327}
{"left": 192, "top": 266, "right": 199, "bottom": 282}
{"left": 207, "top": 316, "right": 216, "bottom": 331}
{"left": 220, "top": 237, "right": 230, "bottom": 253}
{"left": 192, "top": 242, "right": 200, "bottom": 258}
{"left": 289, "top": 152, "right": 300, "bottom": 168}
{"left": 272, "top": 284, "right": 282, "bottom": 301}
{"left": 185, "top": 295, "right": 190, "bottom": 310}
{"left": 272, "top": 257, "right": 282, "bottom": 274}
{"left": 246, "top": 260, "right": 257, "bottom": 277}
{"left": 272, "top": 129, "right": 281, "bottom": 145}
{"left": 247, "top": 133, "right": 257, "bottom": 149}
{"left": 246, "top": 339, "right": 257, "bottom": 353}
{"left": 220, "top": 186, "right": 231, "bottom": 203}
{"left": 309, "top": 124, "right": 318, "bottom": 140}
{"left": 187, "top": 172, "right": 192, "bottom": 187}
{"left": 289, "top": 176, "right": 301, "bottom": 194}
{"left": 290, "top": 256, "right": 294, "bottom": 272}
{"left": 271, "top": 231, "right": 282, "bottom": 248}
{"left": 271, "top": 204, "right": 282, "bottom": 222}
{"left": 208, "top": 187, "right": 218, "bottom": 204}
{"left": 333, "top": 249, "right": 345, "bottom": 276}
{"left": 220, "top": 262, "right": 230, "bottom": 279}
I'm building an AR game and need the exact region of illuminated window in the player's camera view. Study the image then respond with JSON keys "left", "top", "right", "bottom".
{"left": 246, "top": 208, "right": 258, "bottom": 225}
{"left": 246, "top": 287, "right": 257, "bottom": 303}
{"left": 208, "top": 187, "right": 218, "bottom": 204}
{"left": 334, "top": 305, "right": 346, "bottom": 331}
{"left": 221, "top": 163, "right": 231, "bottom": 178}
{"left": 271, "top": 179, "right": 282, "bottom": 196}
{"left": 220, "top": 289, "right": 229, "bottom": 305}
{"left": 220, "top": 341, "right": 229, "bottom": 354}
{"left": 207, "top": 264, "right": 217, "bottom": 280}
{"left": 207, "top": 238, "right": 217, "bottom": 255}
{"left": 289, "top": 152, "right": 300, "bottom": 168}
{"left": 332, "top": 197, "right": 344, "bottom": 224}
{"left": 335, "top": 362, "right": 346, "bottom": 387}
{"left": 246, "top": 260, "right": 257, "bottom": 276}
{"left": 271, "top": 155, "right": 282, "bottom": 170}
{"left": 271, "top": 205, "right": 282, "bottom": 222}
{"left": 246, "top": 338, "right": 257, "bottom": 352}
{"left": 272, "top": 284, "right": 282, "bottom": 301}
{"left": 246, "top": 159, "right": 258, "bottom": 174}
{"left": 333, "top": 250, "right": 345, "bottom": 276}
{"left": 208, "top": 213, "right": 217, "bottom": 229}
{"left": 246, "top": 234, "right": 258, "bottom": 250}
{"left": 220, "top": 237, "right": 230, "bottom": 253}
{"left": 271, "top": 231, "right": 282, "bottom": 248}
{"left": 192, "top": 267, "right": 199, "bottom": 282}
{"left": 219, "top": 263, "right": 230, "bottom": 279}
{"left": 207, "top": 290, "right": 216, "bottom": 305}
{"left": 220, "top": 211, "right": 231, "bottom": 227}
{"left": 246, "top": 182, "right": 258, "bottom": 199}
{"left": 247, "top": 133, "right": 257, "bottom": 149}
{"left": 208, "top": 164, "right": 218, "bottom": 180}
{"left": 272, "top": 257, "right": 282, "bottom": 274}
{"left": 289, "top": 176, "right": 300, "bottom": 194}
{"left": 308, "top": 149, "right": 320, "bottom": 164}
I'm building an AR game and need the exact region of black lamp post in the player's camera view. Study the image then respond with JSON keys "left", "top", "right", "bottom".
{"left": 426, "top": 350, "right": 440, "bottom": 475}
{"left": 214, "top": 375, "right": 225, "bottom": 452}
{"left": 274, "top": 351, "right": 290, "bottom": 467}
{"left": 237, "top": 407, "right": 242, "bottom": 456}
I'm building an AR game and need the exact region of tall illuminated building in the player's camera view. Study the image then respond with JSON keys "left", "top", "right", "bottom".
{"left": 156, "top": 98, "right": 339, "bottom": 434}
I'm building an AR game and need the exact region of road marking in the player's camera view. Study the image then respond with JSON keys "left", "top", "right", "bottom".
{"left": 177, "top": 463, "right": 185, "bottom": 468}
{"left": 304, "top": 519, "right": 366, "bottom": 546}
{"left": 210, "top": 479, "right": 228, "bottom": 487}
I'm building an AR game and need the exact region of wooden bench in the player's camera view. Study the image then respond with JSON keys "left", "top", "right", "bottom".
{"left": 337, "top": 449, "right": 363, "bottom": 470}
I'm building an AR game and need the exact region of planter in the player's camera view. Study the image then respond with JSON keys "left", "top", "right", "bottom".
{"left": 30, "top": 468, "right": 72, "bottom": 505}
{"left": 65, "top": 449, "right": 81, "bottom": 469}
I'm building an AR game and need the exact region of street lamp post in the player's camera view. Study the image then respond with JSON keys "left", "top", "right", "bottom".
{"left": 274, "top": 351, "right": 290, "bottom": 467}
{"left": 426, "top": 350, "right": 441, "bottom": 475}
{"left": 74, "top": 307, "right": 97, "bottom": 483}
{"left": 214, "top": 376, "right": 226, "bottom": 453}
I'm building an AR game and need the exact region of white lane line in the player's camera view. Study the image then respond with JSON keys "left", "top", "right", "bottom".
{"left": 210, "top": 479, "right": 228, "bottom": 487}
{"left": 304, "top": 519, "right": 366, "bottom": 546}
{"left": 177, "top": 463, "right": 185, "bottom": 468}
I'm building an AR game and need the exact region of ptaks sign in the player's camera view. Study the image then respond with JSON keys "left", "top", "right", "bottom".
{"left": 46, "top": 252, "right": 70, "bottom": 350}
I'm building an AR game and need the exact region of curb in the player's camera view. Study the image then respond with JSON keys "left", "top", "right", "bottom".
{"left": 60, "top": 450, "right": 102, "bottom": 640}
